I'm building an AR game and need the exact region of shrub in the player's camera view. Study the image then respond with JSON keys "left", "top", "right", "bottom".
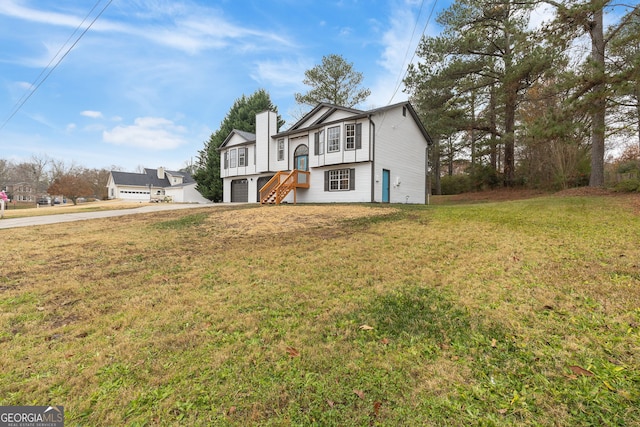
{"left": 440, "top": 174, "right": 472, "bottom": 195}
{"left": 613, "top": 178, "right": 640, "bottom": 193}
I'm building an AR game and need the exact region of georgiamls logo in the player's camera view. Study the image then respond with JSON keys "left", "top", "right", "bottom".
{"left": 0, "top": 405, "right": 64, "bottom": 426}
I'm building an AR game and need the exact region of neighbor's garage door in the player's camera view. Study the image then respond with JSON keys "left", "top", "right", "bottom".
{"left": 231, "top": 179, "right": 248, "bottom": 202}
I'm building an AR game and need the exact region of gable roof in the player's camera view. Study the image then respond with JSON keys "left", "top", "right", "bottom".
{"left": 286, "top": 103, "right": 364, "bottom": 132}
{"left": 218, "top": 129, "right": 257, "bottom": 150}
{"left": 111, "top": 168, "right": 195, "bottom": 188}
{"left": 276, "top": 101, "right": 432, "bottom": 144}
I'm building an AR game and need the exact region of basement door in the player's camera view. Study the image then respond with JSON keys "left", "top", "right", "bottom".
{"left": 382, "top": 169, "right": 390, "bottom": 203}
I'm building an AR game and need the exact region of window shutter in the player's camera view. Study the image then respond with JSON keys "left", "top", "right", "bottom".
{"left": 314, "top": 132, "right": 319, "bottom": 154}
{"left": 355, "top": 123, "right": 362, "bottom": 149}
{"left": 324, "top": 171, "right": 329, "bottom": 191}
{"left": 349, "top": 168, "right": 355, "bottom": 190}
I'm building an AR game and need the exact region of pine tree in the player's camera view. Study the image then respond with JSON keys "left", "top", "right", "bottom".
{"left": 194, "top": 90, "right": 283, "bottom": 201}
{"left": 294, "top": 54, "right": 370, "bottom": 108}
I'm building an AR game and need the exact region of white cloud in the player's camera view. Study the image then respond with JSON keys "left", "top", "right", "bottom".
{"left": 66, "top": 123, "right": 76, "bottom": 132}
{"left": 251, "top": 58, "right": 309, "bottom": 89}
{"left": 81, "top": 110, "right": 103, "bottom": 119}
{"left": 0, "top": 0, "right": 294, "bottom": 55}
{"left": 368, "top": 5, "right": 419, "bottom": 107}
{"left": 103, "top": 117, "right": 187, "bottom": 150}
{"left": 0, "top": 0, "right": 88, "bottom": 27}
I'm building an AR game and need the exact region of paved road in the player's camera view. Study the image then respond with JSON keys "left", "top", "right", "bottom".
{"left": 0, "top": 203, "right": 220, "bottom": 229}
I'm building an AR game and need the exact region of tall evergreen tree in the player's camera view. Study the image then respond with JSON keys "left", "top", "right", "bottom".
{"left": 194, "top": 89, "right": 283, "bottom": 201}
{"left": 406, "top": 0, "right": 552, "bottom": 186}
{"left": 607, "top": 7, "right": 640, "bottom": 150}
{"left": 541, "top": 0, "right": 639, "bottom": 186}
{"left": 294, "top": 54, "right": 371, "bottom": 107}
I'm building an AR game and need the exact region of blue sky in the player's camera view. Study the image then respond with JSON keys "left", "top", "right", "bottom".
{"left": 0, "top": 0, "right": 450, "bottom": 172}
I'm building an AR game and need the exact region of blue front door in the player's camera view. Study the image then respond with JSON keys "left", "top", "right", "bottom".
{"left": 382, "top": 169, "right": 390, "bottom": 203}
{"left": 296, "top": 155, "right": 308, "bottom": 171}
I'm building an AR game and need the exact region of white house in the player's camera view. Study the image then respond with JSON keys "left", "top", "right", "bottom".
{"left": 107, "top": 167, "right": 210, "bottom": 203}
{"left": 219, "top": 101, "right": 432, "bottom": 204}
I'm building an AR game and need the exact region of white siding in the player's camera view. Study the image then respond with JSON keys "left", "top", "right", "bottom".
{"left": 290, "top": 163, "right": 372, "bottom": 203}
{"left": 309, "top": 120, "right": 372, "bottom": 168}
{"left": 372, "top": 108, "right": 428, "bottom": 204}
{"left": 256, "top": 111, "right": 278, "bottom": 173}
{"left": 221, "top": 143, "right": 257, "bottom": 178}
{"left": 165, "top": 184, "right": 210, "bottom": 203}
{"left": 293, "top": 106, "right": 333, "bottom": 129}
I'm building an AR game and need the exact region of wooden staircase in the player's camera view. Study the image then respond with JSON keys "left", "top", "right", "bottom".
{"left": 260, "top": 170, "right": 310, "bottom": 204}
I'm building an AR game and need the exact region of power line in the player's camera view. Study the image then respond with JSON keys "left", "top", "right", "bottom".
{"left": 387, "top": 0, "right": 438, "bottom": 105}
{"left": 0, "top": 0, "right": 113, "bottom": 131}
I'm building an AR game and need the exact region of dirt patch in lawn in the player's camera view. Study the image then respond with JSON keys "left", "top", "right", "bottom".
{"left": 202, "top": 204, "right": 397, "bottom": 238}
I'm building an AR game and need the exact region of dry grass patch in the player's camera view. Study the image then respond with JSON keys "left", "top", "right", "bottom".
{"left": 1, "top": 199, "right": 144, "bottom": 219}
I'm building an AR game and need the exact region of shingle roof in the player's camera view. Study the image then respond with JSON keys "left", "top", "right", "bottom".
{"left": 111, "top": 168, "right": 196, "bottom": 188}
{"left": 233, "top": 130, "right": 256, "bottom": 141}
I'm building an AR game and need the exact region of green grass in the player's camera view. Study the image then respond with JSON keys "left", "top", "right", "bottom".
{"left": 0, "top": 196, "right": 639, "bottom": 426}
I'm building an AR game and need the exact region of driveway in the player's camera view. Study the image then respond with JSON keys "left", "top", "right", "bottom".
{"left": 0, "top": 203, "right": 221, "bottom": 229}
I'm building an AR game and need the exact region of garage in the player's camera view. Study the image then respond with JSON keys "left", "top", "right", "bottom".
{"left": 230, "top": 179, "right": 248, "bottom": 202}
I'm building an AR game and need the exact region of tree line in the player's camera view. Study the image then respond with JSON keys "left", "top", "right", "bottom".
{"left": 0, "top": 155, "right": 112, "bottom": 205}
{"left": 404, "top": 0, "right": 640, "bottom": 193}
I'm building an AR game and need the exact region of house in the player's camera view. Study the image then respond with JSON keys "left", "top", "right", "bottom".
{"left": 219, "top": 101, "right": 432, "bottom": 204}
{"left": 107, "top": 167, "right": 210, "bottom": 203}
{"left": 5, "top": 182, "right": 37, "bottom": 204}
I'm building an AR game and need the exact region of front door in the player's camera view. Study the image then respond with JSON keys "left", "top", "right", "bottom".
{"left": 382, "top": 169, "right": 390, "bottom": 203}
{"left": 296, "top": 155, "right": 308, "bottom": 171}
{"left": 294, "top": 144, "right": 309, "bottom": 171}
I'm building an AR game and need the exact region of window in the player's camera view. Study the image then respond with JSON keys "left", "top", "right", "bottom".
{"left": 325, "top": 168, "right": 355, "bottom": 191}
{"left": 327, "top": 126, "right": 340, "bottom": 152}
{"left": 345, "top": 124, "right": 355, "bottom": 150}
{"left": 238, "top": 147, "right": 246, "bottom": 167}
{"left": 277, "top": 139, "right": 285, "bottom": 161}
{"left": 314, "top": 130, "right": 324, "bottom": 155}
{"left": 224, "top": 152, "right": 229, "bottom": 169}
{"left": 229, "top": 149, "right": 237, "bottom": 168}
{"left": 345, "top": 123, "right": 362, "bottom": 150}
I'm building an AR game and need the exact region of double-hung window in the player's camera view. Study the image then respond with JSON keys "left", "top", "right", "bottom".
{"left": 325, "top": 168, "right": 354, "bottom": 191}
{"left": 277, "top": 139, "right": 285, "bottom": 161}
{"left": 238, "top": 147, "right": 246, "bottom": 167}
{"left": 327, "top": 126, "right": 340, "bottom": 152}
{"left": 315, "top": 130, "right": 325, "bottom": 155}
{"left": 229, "top": 149, "right": 237, "bottom": 168}
{"left": 345, "top": 124, "right": 356, "bottom": 150}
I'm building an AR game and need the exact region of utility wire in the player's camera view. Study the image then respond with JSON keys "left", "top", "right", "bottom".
{"left": 387, "top": 0, "right": 438, "bottom": 105}
{"left": 0, "top": 0, "right": 113, "bottom": 131}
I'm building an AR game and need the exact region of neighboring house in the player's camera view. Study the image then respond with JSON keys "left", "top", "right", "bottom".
{"left": 107, "top": 167, "right": 210, "bottom": 203}
{"left": 219, "top": 101, "right": 432, "bottom": 204}
{"left": 5, "top": 182, "right": 37, "bottom": 203}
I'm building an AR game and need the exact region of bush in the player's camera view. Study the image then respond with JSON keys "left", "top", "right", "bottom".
{"left": 617, "top": 160, "right": 640, "bottom": 175}
{"left": 440, "top": 174, "right": 472, "bottom": 195}
{"left": 613, "top": 179, "right": 640, "bottom": 193}
{"left": 468, "top": 164, "right": 500, "bottom": 190}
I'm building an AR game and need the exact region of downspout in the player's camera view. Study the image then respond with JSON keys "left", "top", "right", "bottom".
{"left": 426, "top": 145, "right": 430, "bottom": 205}
{"left": 369, "top": 115, "right": 375, "bottom": 203}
